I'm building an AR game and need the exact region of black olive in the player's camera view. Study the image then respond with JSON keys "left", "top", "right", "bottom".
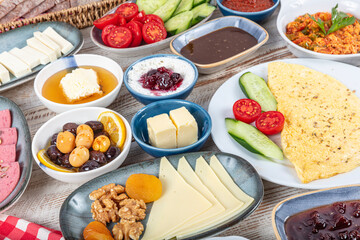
{"left": 79, "top": 160, "right": 100, "bottom": 172}
{"left": 85, "top": 121, "right": 104, "bottom": 133}
{"left": 89, "top": 151, "right": 107, "bottom": 165}
{"left": 50, "top": 133, "right": 58, "bottom": 145}
{"left": 105, "top": 146, "right": 121, "bottom": 162}
{"left": 59, "top": 153, "right": 72, "bottom": 168}
{"left": 46, "top": 145, "right": 63, "bottom": 163}
{"left": 63, "top": 122, "right": 78, "bottom": 135}
{"left": 94, "top": 131, "right": 110, "bottom": 139}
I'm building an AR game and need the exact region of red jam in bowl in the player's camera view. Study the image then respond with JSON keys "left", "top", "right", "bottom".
{"left": 140, "top": 67, "right": 183, "bottom": 91}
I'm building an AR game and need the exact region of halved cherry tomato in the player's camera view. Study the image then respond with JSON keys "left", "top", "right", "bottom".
{"left": 255, "top": 111, "right": 285, "bottom": 135}
{"left": 131, "top": 10, "right": 146, "bottom": 23}
{"left": 106, "top": 26, "right": 133, "bottom": 48}
{"left": 115, "top": 3, "right": 139, "bottom": 22}
{"left": 142, "top": 22, "right": 167, "bottom": 44}
{"left": 126, "top": 21, "right": 142, "bottom": 47}
{"left": 117, "top": 14, "right": 127, "bottom": 26}
{"left": 101, "top": 24, "right": 116, "bottom": 45}
{"left": 93, "top": 13, "right": 119, "bottom": 30}
{"left": 144, "top": 14, "right": 164, "bottom": 25}
{"left": 132, "top": 19, "right": 143, "bottom": 30}
{"left": 233, "top": 99, "right": 261, "bottom": 123}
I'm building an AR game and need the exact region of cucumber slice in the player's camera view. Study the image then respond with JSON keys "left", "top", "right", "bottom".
{"left": 173, "top": 0, "right": 194, "bottom": 16}
{"left": 190, "top": 3, "right": 216, "bottom": 26}
{"left": 153, "top": 0, "right": 181, "bottom": 22}
{"left": 137, "top": 0, "right": 167, "bottom": 14}
{"left": 239, "top": 72, "right": 277, "bottom": 112}
{"left": 225, "top": 118, "right": 283, "bottom": 160}
{"left": 193, "top": 0, "right": 206, "bottom": 7}
{"left": 165, "top": 11, "right": 193, "bottom": 35}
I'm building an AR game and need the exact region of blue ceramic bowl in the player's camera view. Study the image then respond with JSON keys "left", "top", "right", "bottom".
{"left": 272, "top": 185, "right": 360, "bottom": 239}
{"left": 124, "top": 54, "right": 198, "bottom": 105}
{"left": 217, "top": 0, "right": 279, "bottom": 22}
{"left": 131, "top": 99, "right": 212, "bottom": 157}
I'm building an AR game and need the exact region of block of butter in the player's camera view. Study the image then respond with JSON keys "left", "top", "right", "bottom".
{"left": 147, "top": 114, "right": 177, "bottom": 149}
{"left": 0, "top": 63, "right": 10, "bottom": 84}
{"left": 0, "top": 51, "right": 31, "bottom": 78}
{"left": 27, "top": 37, "right": 57, "bottom": 62}
{"left": 43, "top": 27, "right": 74, "bottom": 55}
{"left": 170, "top": 107, "right": 198, "bottom": 148}
{"left": 60, "top": 68, "right": 103, "bottom": 103}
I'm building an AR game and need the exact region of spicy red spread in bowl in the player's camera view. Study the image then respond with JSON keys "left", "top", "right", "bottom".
{"left": 222, "top": 0, "right": 274, "bottom": 12}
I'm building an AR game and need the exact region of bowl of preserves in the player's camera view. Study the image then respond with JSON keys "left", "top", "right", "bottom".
{"left": 272, "top": 185, "right": 360, "bottom": 240}
{"left": 217, "top": 0, "right": 279, "bottom": 22}
{"left": 124, "top": 54, "right": 198, "bottom": 105}
{"left": 90, "top": 0, "right": 216, "bottom": 57}
{"left": 34, "top": 54, "right": 123, "bottom": 113}
{"left": 131, "top": 99, "right": 212, "bottom": 157}
{"left": 276, "top": 0, "right": 360, "bottom": 64}
{"left": 31, "top": 107, "right": 132, "bottom": 183}
{"left": 170, "top": 16, "right": 269, "bottom": 74}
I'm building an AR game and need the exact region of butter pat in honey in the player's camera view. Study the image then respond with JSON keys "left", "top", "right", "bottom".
{"left": 170, "top": 107, "right": 198, "bottom": 148}
{"left": 147, "top": 114, "right": 177, "bottom": 149}
{"left": 60, "top": 68, "right": 103, "bottom": 103}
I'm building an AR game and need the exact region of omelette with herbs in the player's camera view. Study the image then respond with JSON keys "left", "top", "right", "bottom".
{"left": 268, "top": 62, "right": 360, "bottom": 183}
{"left": 286, "top": 5, "right": 360, "bottom": 55}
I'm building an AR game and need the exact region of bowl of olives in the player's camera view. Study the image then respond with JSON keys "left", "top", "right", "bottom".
{"left": 32, "top": 107, "right": 132, "bottom": 183}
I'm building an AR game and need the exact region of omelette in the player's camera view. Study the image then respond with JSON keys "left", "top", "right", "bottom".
{"left": 268, "top": 62, "right": 360, "bottom": 183}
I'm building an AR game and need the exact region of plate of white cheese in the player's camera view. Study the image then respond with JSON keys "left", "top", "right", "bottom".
{"left": 0, "top": 21, "right": 83, "bottom": 92}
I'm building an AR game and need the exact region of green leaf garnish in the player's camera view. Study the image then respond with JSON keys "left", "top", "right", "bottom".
{"left": 309, "top": 4, "right": 355, "bottom": 35}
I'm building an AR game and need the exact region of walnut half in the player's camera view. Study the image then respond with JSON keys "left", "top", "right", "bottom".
{"left": 119, "top": 199, "right": 146, "bottom": 221}
{"left": 113, "top": 219, "right": 144, "bottom": 240}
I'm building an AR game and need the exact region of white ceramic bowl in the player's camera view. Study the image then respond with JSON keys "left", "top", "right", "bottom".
{"left": 277, "top": 0, "right": 360, "bottom": 64}
{"left": 31, "top": 107, "right": 132, "bottom": 183}
{"left": 34, "top": 54, "right": 123, "bottom": 113}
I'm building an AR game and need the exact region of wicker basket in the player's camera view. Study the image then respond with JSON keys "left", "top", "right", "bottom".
{"left": 0, "top": 0, "right": 125, "bottom": 33}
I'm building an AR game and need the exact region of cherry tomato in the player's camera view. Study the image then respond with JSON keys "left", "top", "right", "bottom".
{"left": 115, "top": 3, "right": 139, "bottom": 22}
{"left": 233, "top": 99, "right": 261, "bottom": 123}
{"left": 131, "top": 10, "right": 146, "bottom": 23}
{"left": 132, "top": 19, "right": 143, "bottom": 30}
{"left": 255, "top": 111, "right": 285, "bottom": 135}
{"left": 125, "top": 21, "right": 142, "bottom": 47}
{"left": 144, "top": 14, "right": 164, "bottom": 25}
{"left": 142, "top": 22, "right": 167, "bottom": 44}
{"left": 117, "top": 14, "right": 127, "bottom": 26}
{"left": 101, "top": 24, "right": 116, "bottom": 46}
{"left": 106, "top": 26, "right": 133, "bottom": 48}
{"left": 93, "top": 13, "right": 118, "bottom": 30}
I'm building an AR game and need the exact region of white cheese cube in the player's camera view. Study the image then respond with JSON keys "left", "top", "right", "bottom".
{"left": 22, "top": 46, "right": 50, "bottom": 65}
{"left": 0, "top": 63, "right": 10, "bottom": 84}
{"left": 60, "top": 68, "right": 103, "bottom": 102}
{"left": 27, "top": 37, "right": 57, "bottom": 62}
{"left": 43, "top": 27, "right": 74, "bottom": 55}
{"left": 0, "top": 51, "right": 31, "bottom": 78}
{"left": 147, "top": 114, "right": 177, "bottom": 149}
{"left": 9, "top": 47, "right": 40, "bottom": 69}
{"left": 169, "top": 107, "right": 198, "bottom": 148}
{"left": 34, "top": 31, "right": 61, "bottom": 58}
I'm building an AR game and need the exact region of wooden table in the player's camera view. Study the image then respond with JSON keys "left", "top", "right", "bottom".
{"left": 1, "top": 8, "right": 332, "bottom": 240}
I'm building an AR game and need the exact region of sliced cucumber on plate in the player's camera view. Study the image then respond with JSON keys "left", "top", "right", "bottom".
{"left": 173, "top": 0, "right": 194, "bottom": 16}
{"left": 225, "top": 118, "right": 284, "bottom": 160}
{"left": 190, "top": 3, "right": 216, "bottom": 26}
{"left": 165, "top": 11, "right": 194, "bottom": 35}
{"left": 153, "top": 0, "right": 182, "bottom": 22}
{"left": 193, "top": 0, "right": 209, "bottom": 7}
{"left": 239, "top": 72, "right": 277, "bottom": 112}
{"left": 137, "top": 0, "right": 167, "bottom": 14}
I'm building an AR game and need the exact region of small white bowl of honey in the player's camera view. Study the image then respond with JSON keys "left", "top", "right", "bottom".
{"left": 34, "top": 54, "right": 123, "bottom": 113}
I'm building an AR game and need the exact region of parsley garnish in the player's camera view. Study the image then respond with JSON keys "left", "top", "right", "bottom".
{"left": 308, "top": 4, "right": 355, "bottom": 35}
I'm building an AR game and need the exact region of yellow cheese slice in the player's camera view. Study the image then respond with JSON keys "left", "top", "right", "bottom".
{"left": 141, "top": 157, "right": 212, "bottom": 240}
{"left": 164, "top": 157, "right": 226, "bottom": 239}
{"left": 209, "top": 155, "right": 254, "bottom": 210}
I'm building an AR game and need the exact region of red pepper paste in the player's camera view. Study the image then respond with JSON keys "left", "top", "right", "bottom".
{"left": 222, "top": 0, "right": 274, "bottom": 12}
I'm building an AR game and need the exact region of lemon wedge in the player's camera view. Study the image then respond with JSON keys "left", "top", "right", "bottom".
{"left": 97, "top": 111, "right": 126, "bottom": 149}
{"left": 37, "top": 149, "right": 75, "bottom": 173}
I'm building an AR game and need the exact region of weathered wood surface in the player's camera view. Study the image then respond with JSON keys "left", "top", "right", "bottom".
{"left": 0, "top": 8, "right": 341, "bottom": 240}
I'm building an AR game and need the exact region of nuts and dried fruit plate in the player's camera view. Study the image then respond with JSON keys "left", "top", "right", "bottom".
{"left": 0, "top": 96, "right": 32, "bottom": 213}
{"left": 59, "top": 151, "right": 264, "bottom": 239}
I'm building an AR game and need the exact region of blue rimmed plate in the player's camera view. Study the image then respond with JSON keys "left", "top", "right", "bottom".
{"left": 0, "top": 21, "right": 83, "bottom": 92}
{"left": 0, "top": 96, "right": 32, "bottom": 213}
{"left": 60, "top": 151, "right": 264, "bottom": 239}
{"left": 272, "top": 185, "right": 360, "bottom": 240}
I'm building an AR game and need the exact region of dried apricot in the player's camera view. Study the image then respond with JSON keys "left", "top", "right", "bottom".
{"left": 125, "top": 173, "right": 162, "bottom": 203}
{"left": 83, "top": 221, "right": 114, "bottom": 240}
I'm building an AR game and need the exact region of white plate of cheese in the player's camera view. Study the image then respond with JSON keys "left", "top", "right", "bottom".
{"left": 59, "top": 151, "right": 264, "bottom": 239}
{"left": 0, "top": 21, "right": 83, "bottom": 92}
